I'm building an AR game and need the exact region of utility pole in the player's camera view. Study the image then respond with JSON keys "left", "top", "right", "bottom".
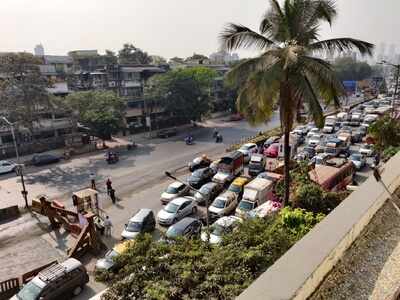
{"left": 0, "top": 117, "right": 29, "bottom": 208}
{"left": 378, "top": 60, "right": 400, "bottom": 115}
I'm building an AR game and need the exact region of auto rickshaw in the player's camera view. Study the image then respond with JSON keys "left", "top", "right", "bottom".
{"left": 106, "top": 150, "right": 119, "bottom": 164}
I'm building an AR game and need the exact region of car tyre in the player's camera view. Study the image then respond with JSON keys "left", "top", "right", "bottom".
{"left": 73, "top": 286, "right": 83, "bottom": 296}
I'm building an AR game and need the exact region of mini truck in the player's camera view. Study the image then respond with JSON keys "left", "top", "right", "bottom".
{"left": 212, "top": 151, "right": 244, "bottom": 186}
{"left": 235, "top": 178, "right": 274, "bottom": 218}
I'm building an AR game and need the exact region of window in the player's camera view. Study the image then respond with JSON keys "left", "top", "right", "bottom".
{"left": 180, "top": 202, "right": 189, "bottom": 210}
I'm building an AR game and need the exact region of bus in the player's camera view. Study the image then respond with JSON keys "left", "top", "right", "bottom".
{"left": 309, "top": 161, "right": 355, "bottom": 192}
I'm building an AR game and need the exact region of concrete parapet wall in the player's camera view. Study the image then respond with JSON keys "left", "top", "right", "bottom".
{"left": 238, "top": 152, "right": 400, "bottom": 300}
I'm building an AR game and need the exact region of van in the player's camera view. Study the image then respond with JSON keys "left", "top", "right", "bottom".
{"left": 212, "top": 151, "right": 244, "bottom": 185}
{"left": 121, "top": 209, "right": 156, "bottom": 240}
{"left": 235, "top": 178, "right": 274, "bottom": 217}
{"left": 248, "top": 154, "right": 266, "bottom": 176}
{"left": 12, "top": 258, "right": 89, "bottom": 300}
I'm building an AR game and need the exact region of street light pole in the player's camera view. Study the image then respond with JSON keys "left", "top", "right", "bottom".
{"left": 0, "top": 116, "right": 28, "bottom": 208}
{"left": 165, "top": 171, "right": 209, "bottom": 228}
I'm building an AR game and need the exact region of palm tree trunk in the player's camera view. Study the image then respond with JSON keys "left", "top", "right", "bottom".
{"left": 283, "top": 128, "right": 290, "bottom": 206}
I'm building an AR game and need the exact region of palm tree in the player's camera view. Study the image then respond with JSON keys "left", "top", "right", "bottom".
{"left": 220, "top": 0, "right": 373, "bottom": 206}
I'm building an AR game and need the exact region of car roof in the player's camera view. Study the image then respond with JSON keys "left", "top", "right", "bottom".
{"left": 61, "top": 258, "right": 83, "bottom": 272}
{"left": 214, "top": 216, "right": 242, "bottom": 227}
{"left": 130, "top": 208, "right": 153, "bottom": 222}
{"left": 170, "top": 181, "right": 184, "bottom": 188}
{"left": 193, "top": 167, "right": 208, "bottom": 174}
{"left": 242, "top": 143, "right": 257, "bottom": 147}
{"left": 171, "top": 197, "right": 192, "bottom": 205}
{"left": 113, "top": 240, "right": 135, "bottom": 254}
{"left": 232, "top": 176, "right": 250, "bottom": 186}
{"left": 170, "top": 217, "right": 198, "bottom": 231}
{"left": 201, "top": 182, "right": 219, "bottom": 189}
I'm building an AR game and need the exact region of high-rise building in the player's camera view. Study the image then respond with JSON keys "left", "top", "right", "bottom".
{"left": 34, "top": 44, "right": 44, "bottom": 56}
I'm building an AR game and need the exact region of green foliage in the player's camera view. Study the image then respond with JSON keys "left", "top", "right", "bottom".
{"left": 280, "top": 207, "right": 325, "bottom": 238}
{"left": 368, "top": 114, "right": 400, "bottom": 151}
{"left": 334, "top": 57, "right": 373, "bottom": 81}
{"left": 65, "top": 91, "right": 126, "bottom": 140}
{"left": 294, "top": 183, "right": 325, "bottom": 213}
{"left": 118, "top": 43, "right": 151, "bottom": 65}
{"left": 98, "top": 211, "right": 322, "bottom": 300}
{"left": 147, "top": 67, "right": 217, "bottom": 122}
{"left": 0, "top": 53, "right": 50, "bottom": 135}
{"left": 382, "top": 146, "right": 400, "bottom": 162}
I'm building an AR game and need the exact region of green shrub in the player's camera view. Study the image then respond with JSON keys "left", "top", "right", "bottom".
{"left": 294, "top": 183, "right": 325, "bottom": 213}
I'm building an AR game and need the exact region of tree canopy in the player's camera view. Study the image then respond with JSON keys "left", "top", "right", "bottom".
{"left": 147, "top": 67, "right": 217, "bottom": 122}
{"left": 333, "top": 57, "right": 373, "bottom": 81}
{"left": 0, "top": 53, "right": 50, "bottom": 136}
{"left": 118, "top": 43, "right": 151, "bottom": 65}
{"left": 64, "top": 91, "right": 126, "bottom": 140}
{"left": 97, "top": 208, "right": 324, "bottom": 300}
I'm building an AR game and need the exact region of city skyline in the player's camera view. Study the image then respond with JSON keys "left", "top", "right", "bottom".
{"left": 0, "top": 0, "right": 399, "bottom": 59}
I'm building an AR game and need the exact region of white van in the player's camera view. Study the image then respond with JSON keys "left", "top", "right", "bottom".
{"left": 235, "top": 178, "right": 274, "bottom": 217}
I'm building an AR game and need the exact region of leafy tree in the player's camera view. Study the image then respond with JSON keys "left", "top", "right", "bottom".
{"left": 103, "top": 50, "right": 118, "bottom": 65}
{"left": 186, "top": 53, "right": 209, "bottom": 62}
{"left": 64, "top": 91, "right": 126, "bottom": 140}
{"left": 221, "top": 0, "right": 373, "bottom": 205}
{"left": 147, "top": 67, "right": 217, "bottom": 122}
{"left": 334, "top": 57, "right": 373, "bottom": 81}
{"left": 150, "top": 55, "right": 167, "bottom": 65}
{"left": 0, "top": 53, "right": 50, "bottom": 139}
{"left": 118, "top": 43, "right": 151, "bottom": 65}
{"left": 368, "top": 114, "right": 400, "bottom": 151}
{"left": 97, "top": 209, "right": 324, "bottom": 300}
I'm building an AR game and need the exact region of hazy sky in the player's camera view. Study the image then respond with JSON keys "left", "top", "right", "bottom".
{"left": 0, "top": 0, "right": 399, "bottom": 59}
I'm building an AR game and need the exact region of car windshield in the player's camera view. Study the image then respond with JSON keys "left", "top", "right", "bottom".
{"left": 228, "top": 184, "right": 241, "bottom": 193}
{"left": 105, "top": 249, "right": 119, "bottom": 260}
{"left": 362, "top": 145, "right": 371, "bottom": 150}
{"left": 191, "top": 171, "right": 203, "bottom": 179}
{"left": 126, "top": 221, "right": 142, "bottom": 232}
{"left": 238, "top": 200, "right": 254, "bottom": 211}
{"left": 325, "top": 148, "right": 336, "bottom": 154}
{"left": 165, "top": 186, "right": 179, "bottom": 194}
{"left": 164, "top": 203, "right": 179, "bottom": 213}
{"left": 17, "top": 281, "right": 42, "bottom": 300}
{"left": 166, "top": 225, "right": 182, "bottom": 238}
{"left": 199, "top": 186, "right": 211, "bottom": 194}
{"left": 211, "top": 224, "right": 227, "bottom": 236}
{"left": 351, "top": 154, "right": 362, "bottom": 161}
{"left": 213, "top": 198, "right": 226, "bottom": 209}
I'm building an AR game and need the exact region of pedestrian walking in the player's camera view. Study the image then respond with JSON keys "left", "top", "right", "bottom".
{"left": 90, "top": 172, "right": 96, "bottom": 190}
{"left": 106, "top": 178, "right": 113, "bottom": 195}
{"left": 110, "top": 188, "right": 116, "bottom": 204}
{"left": 104, "top": 216, "right": 113, "bottom": 237}
{"left": 374, "top": 152, "right": 381, "bottom": 167}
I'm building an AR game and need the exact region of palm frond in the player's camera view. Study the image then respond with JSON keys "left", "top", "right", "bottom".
{"left": 300, "top": 56, "right": 344, "bottom": 108}
{"left": 293, "top": 75, "right": 325, "bottom": 127}
{"left": 236, "top": 67, "right": 282, "bottom": 125}
{"left": 310, "top": 38, "right": 374, "bottom": 56}
{"left": 220, "top": 23, "right": 275, "bottom": 51}
{"left": 311, "top": 0, "right": 337, "bottom": 26}
{"left": 225, "top": 57, "right": 264, "bottom": 88}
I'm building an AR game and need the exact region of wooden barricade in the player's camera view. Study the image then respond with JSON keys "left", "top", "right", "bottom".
{"left": 0, "top": 278, "right": 19, "bottom": 300}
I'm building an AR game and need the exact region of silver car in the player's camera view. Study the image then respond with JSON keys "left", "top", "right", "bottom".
{"left": 157, "top": 197, "right": 197, "bottom": 226}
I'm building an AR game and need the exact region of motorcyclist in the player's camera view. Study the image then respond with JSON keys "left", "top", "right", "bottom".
{"left": 213, "top": 128, "right": 218, "bottom": 138}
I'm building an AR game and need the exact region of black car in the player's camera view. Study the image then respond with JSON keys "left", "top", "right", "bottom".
{"left": 157, "top": 128, "right": 177, "bottom": 138}
{"left": 188, "top": 156, "right": 211, "bottom": 172}
{"left": 187, "top": 167, "right": 214, "bottom": 189}
{"left": 194, "top": 182, "right": 224, "bottom": 205}
{"left": 165, "top": 217, "right": 202, "bottom": 239}
{"left": 31, "top": 154, "right": 60, "bottom": 166}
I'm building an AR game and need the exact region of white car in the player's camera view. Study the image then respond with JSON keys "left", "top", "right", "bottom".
{"left": 208, "top": 191, "right": 238, "bottom": 219}
{"left": 322, "top": 125, "right": 334, "bottom": 133}
{"left": 160, "top": 181, "right": 189, "bottom": 204}
{"left": 308, "top": 134, "right": 324, "bottom": 147}
{"left": 157, "top": 197, "right": 197, "bottom": 226}
{"left": 307, "top": 128, "right": 319, "bottom": 138}
{"left": 238, "top": 143, "right": 258, "bottom": 162}
{"left": 349, "top": 154, "right": 366, "bottom": 170}
{"left": 201, "top": 216, "right": 242, "bottom": 245}
{"left": 0, "top": 160, "right": 16, "bottom": 175}
{"left": 359, "top": 144, "right": 375, "bottom": 156}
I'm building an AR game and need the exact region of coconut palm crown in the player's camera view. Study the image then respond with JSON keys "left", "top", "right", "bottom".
{"left": 220, "top": 0, "right": 373, "bottom": 205}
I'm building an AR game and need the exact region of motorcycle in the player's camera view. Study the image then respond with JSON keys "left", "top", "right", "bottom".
{"left": 106, "top": 151, "right": 119, "bottom": 164}
{"left": 127, "top": 140, "right": 137, "bottom": 150}
{"left": 185, "top": 136, "right": 194, "bottom": 145}
{"left": 215, "top": 134, "right": 223, "bottom": 143}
